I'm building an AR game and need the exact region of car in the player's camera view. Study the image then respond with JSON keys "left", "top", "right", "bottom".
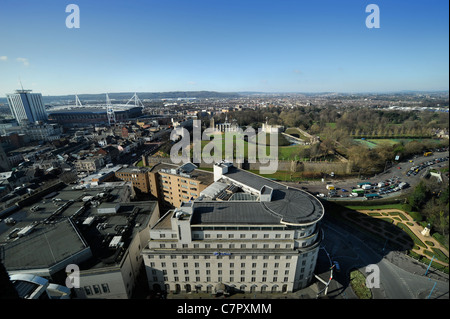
{"left": 341, "top": 189, "right": 348, "bottom": 192}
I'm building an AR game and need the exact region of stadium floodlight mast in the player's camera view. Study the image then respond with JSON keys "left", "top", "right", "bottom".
{"left": 125, "top": 92, "right": 144, "bottom": 108}
{"left": 106, "top": 93, "right": 116, "bottom": 126}
{"left": 75, "top": 94, "right": 83, "bottom": 107}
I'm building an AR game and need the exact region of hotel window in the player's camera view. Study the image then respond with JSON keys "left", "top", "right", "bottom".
{"left": 101, "top": 284, "right": 110, "bottom": 293}
{"left": 93, "top": 285, "right": 101, "bottom": 294}
{"left": 84, "top": 286, "right": 92, "bottom": 296}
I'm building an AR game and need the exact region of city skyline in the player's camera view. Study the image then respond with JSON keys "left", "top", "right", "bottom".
{"left": 0, "top": 0, "right": 449, "bottom": 96}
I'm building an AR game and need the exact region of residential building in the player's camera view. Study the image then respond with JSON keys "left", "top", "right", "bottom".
{"left": 147, "top": 162, "right": 214, "bottom": 208}
{"left": 75, "top": 156, "right": 105, "bottom": 173}
{"left": 115, "top": 166, "right": 151, "bottom": 194}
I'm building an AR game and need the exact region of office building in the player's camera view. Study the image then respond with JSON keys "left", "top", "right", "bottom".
{"left": 1, "top": 183, "right": 160, "bottom": 299}
{"left": 6, "top": 89, "right": 48, "bottom": 124}
{"left": 143, "top": 161, "right": 324, "bottom": 294}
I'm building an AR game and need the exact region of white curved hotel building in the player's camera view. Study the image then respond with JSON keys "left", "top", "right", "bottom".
{"left": 143, "top": 161, "right": 325, "bottom": 294}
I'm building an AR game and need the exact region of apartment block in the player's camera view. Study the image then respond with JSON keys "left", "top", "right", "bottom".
{"left": 148, "top": 162, "right": 214, "bottom": 208}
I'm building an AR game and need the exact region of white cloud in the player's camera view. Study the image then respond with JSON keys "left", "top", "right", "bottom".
{"left": 293, "top": 69, "right": 302, "bottom": 74}
{"left": 16, "top": 57, "right": 29, "bottom": 66}
{"left": 187, "top": 81, "right": 197, "bottom": 85}
{"left": 0, "top": 56, "right": 7, "bottom": 61}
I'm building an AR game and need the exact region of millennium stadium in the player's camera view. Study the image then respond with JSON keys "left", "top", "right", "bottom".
{"left": 47, "top": 93, "right": 144, "bottom": 126}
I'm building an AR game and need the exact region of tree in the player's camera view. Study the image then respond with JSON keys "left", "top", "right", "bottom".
{"left": 408, "top": 181, "right": 428, "bottom": 210}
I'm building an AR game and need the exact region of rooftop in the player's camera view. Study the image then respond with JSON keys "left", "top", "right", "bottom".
{"left": 1, "top": 183, "right": 158, "bottom": 274}
{"left": 220, "top": 165, "right": 324, "bottom": 225}
{"left": 150, "top": 162, "right": 214, "bottom": 185}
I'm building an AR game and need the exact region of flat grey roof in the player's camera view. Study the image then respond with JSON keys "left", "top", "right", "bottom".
{"left": 213, "top": 166, "right": 324, "bottom": 225}
{"left": 1, "top": 183, "right": 158, "bottom": 273}
{"left": 3, "top": 219, "right": 87, "bottom": 271}
{"left": 191, "top": 201, "right": 281, "bottom": 225}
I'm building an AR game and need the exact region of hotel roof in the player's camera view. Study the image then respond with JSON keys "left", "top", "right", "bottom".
{"left": 190, "top": 164, "right": 324, "bottom": 226}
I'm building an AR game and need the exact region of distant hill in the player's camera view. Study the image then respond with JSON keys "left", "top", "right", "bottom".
{"left": 41, "top": 91, "right": 241, "bottom": 103}
{"left": 0, "top": 91, "right": 242, "bottom": 105}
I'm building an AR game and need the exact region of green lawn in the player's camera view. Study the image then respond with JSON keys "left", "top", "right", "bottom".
{"left": 349, "top": 269, "right": 372, "bottom": 299}
{"left": 197, "top": 132, "right": 311, "bottom": 161}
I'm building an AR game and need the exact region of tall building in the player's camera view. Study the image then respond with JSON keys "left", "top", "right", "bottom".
{"left": 143, "top": 161, "right": 324, "bottom": 294}
{"left": 6, "top": 89, "right": 48, "bottom": 125}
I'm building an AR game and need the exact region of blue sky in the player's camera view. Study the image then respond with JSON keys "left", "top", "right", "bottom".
{"left": 0, "top": 0, "right": 448, "bottom": 96}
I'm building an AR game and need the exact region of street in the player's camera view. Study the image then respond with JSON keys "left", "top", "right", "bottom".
{"left": 284, "top": 150, "right": 449, "bottom": 201}
{"left": 313, "top": 214, "right": 449, "bottom": 299}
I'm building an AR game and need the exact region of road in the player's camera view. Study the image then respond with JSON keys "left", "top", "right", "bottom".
{"left": 284, "top": 150, "right": 449, "bottom": 200}
{"left": 314, "top": 215, "right": 449, "bottom": 299}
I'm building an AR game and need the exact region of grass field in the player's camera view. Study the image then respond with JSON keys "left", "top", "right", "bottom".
{"left": 196, "top": 132, "right": 310, "bottom": 161}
